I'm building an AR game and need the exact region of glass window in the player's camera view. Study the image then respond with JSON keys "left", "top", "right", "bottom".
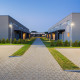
{"left": 67, "top": 32, "right": 70, "bottom": 37}
{"left": 67, "top": 20, "right": 71, "bottom": 25}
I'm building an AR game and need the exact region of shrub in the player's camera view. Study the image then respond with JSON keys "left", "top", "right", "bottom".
{"left": 1, "top": 38, "right": 5, "bottom": 43}
{"left": 56, "top": 40, "right": 60, "bottom": 46}
{"left": 21, "top": 39, "right": 25, "bottom": 44}
{"left": 56, "top": 40, "right": 63, "bottom": 46}
{"left": 64, "top": 40, "right": 69, "bottom": 46}
{"left": 30, "top": 37, "right": 35, "bottom": 42}
{"left": 73, "top": 40, "right": 78, "bottom": 47}
{"left": 59, "top": 40, "right": 63, "bottom": 46}
{"left": 0, "top": 39, "right": 1, "bottom": 43}
{"left": 17, "top": 39, "right": 21, "bottom": 44}
{"left": 50, "top": 40, "right": 55, "bottom": 46}
{"left": 78, "top": 41, "right": 80, "bottom": 47}
{"left": 25, "top": 39, "right": 28, "bottom": 44}
{"left": 30, "top": 37, "right": 35, "bottom": 41}
{"left": 9, "top": 39, "right": 13, "bottom": 44}
{"left": 13, "top": 38, "right": 17, "bottom": 44}
{"left": 44, "top": 37, "right": 48, "bottom": 41}
{"left": 21, "top": 39, "right": 23, "bottom": 44}
{"left": 6, "top": 38, "right": 9, "bottom": 43}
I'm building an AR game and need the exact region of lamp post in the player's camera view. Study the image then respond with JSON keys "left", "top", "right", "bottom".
{"left": 70, "top": 22, "right": 74, "bottom": 47}
{"left": 49, "top": 34, "right": 50, "bottom": 41}
{"left": 9, "top": 23, "right": 13, "bottom": 44}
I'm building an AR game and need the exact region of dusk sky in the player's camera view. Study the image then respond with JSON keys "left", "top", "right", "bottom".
{"left": 0, "top": 0, "right": 80, "bottom": 32}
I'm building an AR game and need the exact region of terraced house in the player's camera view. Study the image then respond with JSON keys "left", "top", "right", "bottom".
{"left": 0, "top": 15, "right": 30, "bottom": 40}
{"left": 48, "top": 13, "right": 80, "bottom": 42}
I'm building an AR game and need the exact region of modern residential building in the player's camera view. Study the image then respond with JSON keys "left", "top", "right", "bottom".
{"left": 48, "top": 13, "right": 80, "bottom": 42}
{"left": 0, "top": 15, "right": 30, "bottom": 40}
{"left": 31, "top": 31, "right": 45, "bottom": 37}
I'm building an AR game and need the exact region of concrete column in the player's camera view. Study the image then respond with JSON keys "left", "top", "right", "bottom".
{"left": 26, "top": 33, "right": 29, "bottom": 39}
{"left": 21, "top": 31, "right": 23, "bottom": 39}
{"left": 55, "top": 31, "right": 58, "bottom": 40}
{"left": 51, "top": 33, "right": 53, "bottom": 39}
{"left": 49, "top": 33, "right": 51, "bottom": 39}
{"left": 48, "top": 33, "right": 49, "bottom": 39}
{"left": 46, "top": 34, "right": 47, "bottom": 38}
{"left": 26, "top": 33, "right": 27, "bottom": 39}
{"left": 29, "top": 34, "right": 31, "bottom": 39}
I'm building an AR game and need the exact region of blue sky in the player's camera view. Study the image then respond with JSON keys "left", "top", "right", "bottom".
{"left": 0, "top": 0, "right": 80, "bottom": 32}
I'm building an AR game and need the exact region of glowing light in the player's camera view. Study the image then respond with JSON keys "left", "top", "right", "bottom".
{"left": 71, "top": 22, "right": 75, "bottom": 27}
{"left": 9, "top": 24, "right": 12, "bottom": 28}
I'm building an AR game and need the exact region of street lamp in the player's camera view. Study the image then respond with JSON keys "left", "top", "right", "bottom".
{"left": 70, "top": 22, "right": 74, "bottom": 47}
{"left": 9, "top": 23, "right": 13, "bottom": 44}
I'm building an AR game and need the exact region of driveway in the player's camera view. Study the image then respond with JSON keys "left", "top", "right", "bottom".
{"left": 0, "top": 39, "right": 80, "bottom": 80}
{"left": 56, "top": 48, "right": 80, "bottom": 67}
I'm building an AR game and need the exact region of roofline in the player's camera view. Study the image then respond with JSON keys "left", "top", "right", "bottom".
{"left": 48, "top": 13, "right": 73, "bottom": 30}
{"left": 72, "top": 12, "right": 80, "bottom": 14}
{"left": 0, "top": 15, "right": 29, "bottom": 30}
{"left": 0, "top": 15, "right": 9, "bottom": 16}
{"left": 8, "top": 16, "right": 27, "bottom": 28}
{"left": 49, "top": 12, "right": 80, "bottom": 30}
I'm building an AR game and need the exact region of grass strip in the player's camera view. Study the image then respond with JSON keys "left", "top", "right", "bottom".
{"left": 11, "top": 38, "right": 35, "bottom": 56}
{"left": 0, "top": 43, "right": 23, "bottom": 45}
{"left": 41, "top": 38, "right": 80, "bottom": 70}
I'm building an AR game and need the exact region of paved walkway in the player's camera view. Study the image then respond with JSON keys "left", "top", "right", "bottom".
{"left": 0, "top": 38, "right": 80, "bottom": 80}
{"left": 56, "top": 48, "right": 80, "bottom": 67}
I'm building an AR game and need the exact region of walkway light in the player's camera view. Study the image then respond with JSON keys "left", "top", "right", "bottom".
{"left": 9, "top": 23, "right": 13, "bottom": 44}
{"left": 71, "top": 22, "right": 75, "bottom": 27}
{"left": 9, "top": 24, "right": 12, "bottom": 28}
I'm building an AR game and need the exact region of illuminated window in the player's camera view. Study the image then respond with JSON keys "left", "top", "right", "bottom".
{"left": 23, "top": 33, "right": 26, "bottom": 40}
{"left": 67, "top": 20, "right": 71, "bottom": 25}
{"left": 67, "top": 32, "right": 70, "bottom": 37}
{"left": 52, "top": 33, "right": 55, "bottom": 40}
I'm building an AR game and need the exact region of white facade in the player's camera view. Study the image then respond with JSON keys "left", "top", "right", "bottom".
{"left": 48, "top": 13, "right": 80, "bottom": 42}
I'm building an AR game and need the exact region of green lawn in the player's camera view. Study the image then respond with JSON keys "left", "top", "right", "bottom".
{"left": 0, "top": 43, "right": 23, "bottom": 45}
{"left": 41, "top": 38, "right": 80, "bottom": 70}
{"left": 11, "top": 44, "right": 30, "bottom": 56}
{"left": 10, "top": 38, "right": 36, "bottom": 56}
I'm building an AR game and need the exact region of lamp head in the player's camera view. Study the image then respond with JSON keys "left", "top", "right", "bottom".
{"left": 71, "top": 22, "right": 75, "bottom": 27}
{"left": 9, "top": 23, "right": 12, "bottom": 28}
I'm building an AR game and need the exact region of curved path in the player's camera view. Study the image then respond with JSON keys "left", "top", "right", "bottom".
{"left": 0, "top": 38, "right": 80, "bottom": 80}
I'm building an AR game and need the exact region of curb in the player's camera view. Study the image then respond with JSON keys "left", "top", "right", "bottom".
{"left": 9, "top": 56, "right": 21, "bottom": 57}
{"left": 64, "top": 70, "right": 80, "bottom": 72}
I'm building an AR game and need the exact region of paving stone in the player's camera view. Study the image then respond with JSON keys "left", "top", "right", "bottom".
{"left": 56, "top": 48, "right": 80, "bottom": 67}
{"left": 0, "top": 38, "right": 80, "bottom": 80}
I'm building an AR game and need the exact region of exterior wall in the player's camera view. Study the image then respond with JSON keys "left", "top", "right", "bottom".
{"left": 72, "top": 13, "right": 80, "bottom": 42}
{"left": 0, "top": 15, "right": 29, "bottom": 40}
{"left": 0, "top": 16, "right": 8, "bottom": 39}
{"left": 48, "top": 13, "right": 80, "bottom": 42}
{"left": 48, "top": 13, "right": 72, "bottom": 42}
{"left": 8, "top": 16, "right": 29, "bottom": 40}
{"left": 30, "top": 32, "right": 45, "bottom": 37}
